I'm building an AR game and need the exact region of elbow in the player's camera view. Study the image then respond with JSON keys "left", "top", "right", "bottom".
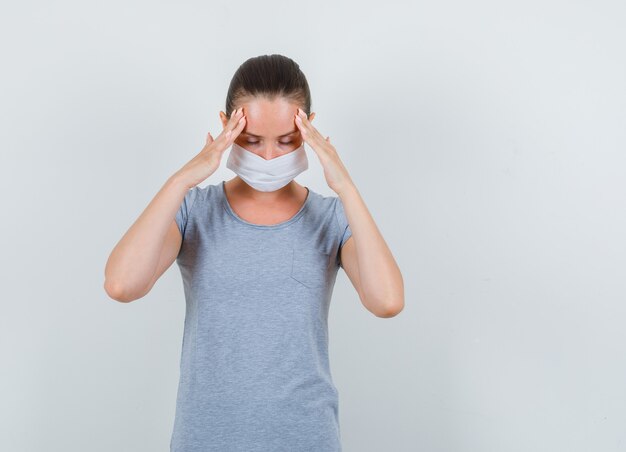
{"left": 373, "top": 294, "right": 404, "bottom": 318}
{"left": 373, "top": 271, "right": 404, "bottom": 318}
{"left": 370, "top": 281, "right": 405, "bottom": 318}
{"left": 375, "top": 301, "right": 404, "bottom": 318}
{"left": 104, "top": 279, "right": 139, "bottom": 303}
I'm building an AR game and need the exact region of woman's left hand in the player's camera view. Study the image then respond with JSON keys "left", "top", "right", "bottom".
{"left": 294, "top": 108, "right": 355, "bottom": 196}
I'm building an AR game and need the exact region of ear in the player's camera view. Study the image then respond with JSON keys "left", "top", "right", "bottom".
{"left": 219, "top": 111, "right": 228, "bottom": 128}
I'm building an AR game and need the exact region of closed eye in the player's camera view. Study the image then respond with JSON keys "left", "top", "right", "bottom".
{"left": 247, "top": 140, "right": 293, "bottom": 145}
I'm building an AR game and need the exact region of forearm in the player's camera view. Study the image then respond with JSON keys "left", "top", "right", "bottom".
{"left": 338, "top": 184, "right": 404, "bottom": 315}
{"left": 103, "top": 172, "right": 191, "bottom": 301}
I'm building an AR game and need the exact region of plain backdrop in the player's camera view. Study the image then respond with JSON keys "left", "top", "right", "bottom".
{"left": 1, "top": 1, "right": 625, "bottom": 451}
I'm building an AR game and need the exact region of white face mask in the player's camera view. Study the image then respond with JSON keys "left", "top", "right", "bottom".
{"left": 226, "top": 141, "right": 309, "bottom": 192}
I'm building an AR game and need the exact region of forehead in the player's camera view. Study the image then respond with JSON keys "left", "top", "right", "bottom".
{"left": 239, "top": 97, "right": 300, "bottom": 138}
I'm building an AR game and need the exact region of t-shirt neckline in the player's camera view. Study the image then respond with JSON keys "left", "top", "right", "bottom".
{"left": 220, "top": 180, "right": 311, "bottom": 229}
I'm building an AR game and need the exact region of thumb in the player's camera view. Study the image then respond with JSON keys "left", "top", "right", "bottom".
{"left": 206, "top": 132, "right": 214, "bottom": 145}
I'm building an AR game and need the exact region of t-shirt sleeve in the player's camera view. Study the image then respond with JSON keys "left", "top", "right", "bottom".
{"left": 175, "top": 186, "right": 200, "bottom": 240}
{"left": 334, "top": 196, "right": 353, "bottom": 268}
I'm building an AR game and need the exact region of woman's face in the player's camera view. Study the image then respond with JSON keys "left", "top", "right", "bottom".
{"left": 220, "top": 97, "right": 315, "bottom": 160}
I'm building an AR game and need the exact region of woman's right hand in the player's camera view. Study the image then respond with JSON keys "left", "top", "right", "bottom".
{"left": 175, "top": 107, "right": 247, "bottom": 189}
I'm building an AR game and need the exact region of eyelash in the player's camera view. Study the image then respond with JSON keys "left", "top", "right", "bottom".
{"left": 246, "top": 140, "right": 293, "bottom": 145}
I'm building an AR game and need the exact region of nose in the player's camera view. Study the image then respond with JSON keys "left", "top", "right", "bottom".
{"left": 258, "top": 144, "right": 282, "bottom": 160}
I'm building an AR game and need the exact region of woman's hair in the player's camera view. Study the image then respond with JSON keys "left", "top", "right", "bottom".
{"left": 225, "top": 54, "right": 311, "bottom": 119}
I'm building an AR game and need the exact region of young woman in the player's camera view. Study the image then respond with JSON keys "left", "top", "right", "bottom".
{"left": 104, "top": 54, "right": 404, "bottom": 451}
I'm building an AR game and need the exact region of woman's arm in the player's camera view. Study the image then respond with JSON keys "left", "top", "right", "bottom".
{"left": 338, "top": 184, "right": 404, "bottom": 318}
{"left": 293, "top": 107, "right": 404, "bottom": 318}
{"left": 104, "top": 108, "right": 248, "bottom": 302}
{"left": 103, "top": 174, "right": 190, "bottom": 303}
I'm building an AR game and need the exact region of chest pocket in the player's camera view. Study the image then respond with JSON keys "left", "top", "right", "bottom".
{"left": 290, "top": 245, "right": 332, "bottom": 289}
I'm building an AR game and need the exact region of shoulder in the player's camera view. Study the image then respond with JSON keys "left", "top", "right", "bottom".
{"left": 176, "top": 182, "right": 221, "bottom": 224}
{"left": 185, "top": 182, "right": 221, "bottom": 207}
{"left": 305, "top": 187, "right": 339, "bottom": 208}
{"left": 304, "top": 187, "right": 341, "bottom": 219}
{"left": 309, "top": 189, "right": 347, "bottom": 230}
{"left": 303, "top": 188, "right": 349, "bottom": 236}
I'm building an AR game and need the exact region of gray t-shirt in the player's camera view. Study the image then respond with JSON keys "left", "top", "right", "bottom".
{"left": 170, "top": 180, "right": 352, "bottom": 452}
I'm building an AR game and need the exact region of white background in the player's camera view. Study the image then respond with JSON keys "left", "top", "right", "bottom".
{"left": 1, "top": 1, "right": 625, "bottom": 451}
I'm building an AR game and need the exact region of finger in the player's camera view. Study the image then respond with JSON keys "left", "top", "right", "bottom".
{"left": 295, "top": 114, "right": 308, "bottom": 135}
{"left": 225, "top": 115, "right": 246, "bottom": 142}
{"left": 231, "top": 114, "right": 246, "bottom": 138}
{"left": 230, "top": 107, "right": 243, "bottom": 126}
{"left": 294, "top": 122, "right": 309, "bottom": 147}
{"left": 206, "top": 132, "right": 214, "bottom": 145}
{"left": 222, "top": 109, "right": 245, "bottom": 140}
{"left": 297, "top": 113, "right": 325, "bottom": 146}
{"left": 294, "top": 111, "right": 304, "bottom": 131}
{"left": 296, "top": 108, "right": 320, "bottom": 139}
{"left": 223, "top": 108, "right": 241, "bottom": 134}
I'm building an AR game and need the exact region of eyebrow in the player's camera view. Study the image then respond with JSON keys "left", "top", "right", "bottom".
{"left": 242, "top": 129, "right": 299, "bottom": 138}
